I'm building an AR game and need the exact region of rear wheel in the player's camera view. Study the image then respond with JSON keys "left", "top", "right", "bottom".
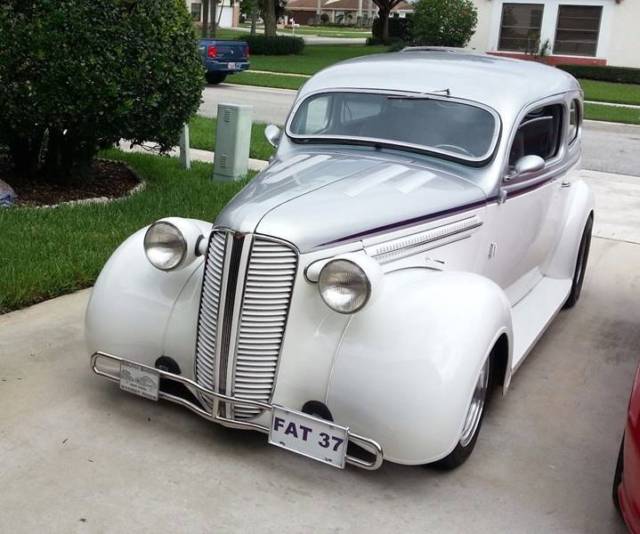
{"left": 564, "top": 214, "right": 593, "bottom": 309}
{"left": 429, "top": 354, "right": 492, "bottom": 470}
{"left": 205, "top": 72, "right": 227, "bottom": 85}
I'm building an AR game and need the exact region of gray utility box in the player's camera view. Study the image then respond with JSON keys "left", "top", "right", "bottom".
{"left": 213, "top": 103, "right": 253, "bottom": 181}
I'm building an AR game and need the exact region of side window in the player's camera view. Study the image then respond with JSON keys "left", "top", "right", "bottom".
{"left": 568, "top": 99, "right": 581, "bottom": 144}
{"left": 509, "top": 104, "right": 563, "bottom": 166}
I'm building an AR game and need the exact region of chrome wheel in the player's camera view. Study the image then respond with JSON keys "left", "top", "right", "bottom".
{"left": 460, "top": 357, "right": 491, "bottom": 447}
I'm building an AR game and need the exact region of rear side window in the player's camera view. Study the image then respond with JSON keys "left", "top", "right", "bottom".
{"left": 568, "top": 100, "right": 581, "bottom": 144}
{"left": 509, "top": 104, "right": 563, "bottom": 166}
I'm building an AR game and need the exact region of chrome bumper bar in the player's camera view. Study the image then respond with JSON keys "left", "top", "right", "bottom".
{"left": 90, "top": 352, "right": 384, "bottom": 470}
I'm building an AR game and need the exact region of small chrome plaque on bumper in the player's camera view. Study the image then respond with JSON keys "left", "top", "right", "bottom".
{"left": 269, "top": 406, "right": 349, "bottom": 469}
{"left": 119, "top": 361, "right": 160, "bottom": 401}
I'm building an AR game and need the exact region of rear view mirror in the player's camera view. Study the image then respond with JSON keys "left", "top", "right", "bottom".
{"left": 265, "top": 124, "right": 282, "bottom": 148}
{"left": 506, "top": 155, "right": 545, "bottom": 181}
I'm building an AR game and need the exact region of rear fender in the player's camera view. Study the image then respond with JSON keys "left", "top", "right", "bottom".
{"left": 544, "top": 179, "right": 594, "bottom": 279}
{"left": 326, "top": 268, "right": 512, "bottom": 465}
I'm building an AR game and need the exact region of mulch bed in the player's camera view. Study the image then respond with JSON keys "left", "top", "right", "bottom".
{"left": 1, "top": 158, "right": 141, "bottom": 207}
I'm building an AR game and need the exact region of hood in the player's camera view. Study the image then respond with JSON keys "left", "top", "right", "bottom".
{"left": 216, "top": 151, "right": 487, "bottom": 252}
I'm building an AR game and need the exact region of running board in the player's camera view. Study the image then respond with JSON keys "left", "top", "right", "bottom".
{"left": 511, "top": 277, "right": 572, "bottom": 371}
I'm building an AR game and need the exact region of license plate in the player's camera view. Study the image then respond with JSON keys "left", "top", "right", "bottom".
{"left": 228, "top": 62, "right": 236, "bottom": 70}
{"left": 119, "top": 361, "right": 159, "bottom": 401}
{"left": 269, "top": 406, "right": 348, "bottom": 468}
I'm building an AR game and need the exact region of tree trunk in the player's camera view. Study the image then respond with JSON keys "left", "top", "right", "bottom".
{"left": 7, "top": 131, "right": 44, "bottom": 179}
{"left": 250, "top": 10, "right": 257, "bottom": 36}
{"left": 380, "top": 7, "right": 390, "bottom": 43}
{"left": 202, "top": 0, "right": 210, "bottom": 38}
{"left": 43, "top": 129, "right": 93, "bottom": 184}
{"left": 211, "top": 0, "right": 217, "bottom": 37}
{"left": 263, "top": 0, "right": 277, "bottom": 37}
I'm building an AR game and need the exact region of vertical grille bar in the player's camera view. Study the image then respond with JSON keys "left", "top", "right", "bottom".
{"left": 217, "top": 234, "right": 245, "bottom": 396}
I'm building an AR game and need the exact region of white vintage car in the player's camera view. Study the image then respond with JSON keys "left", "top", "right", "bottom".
{"left": 87, "top": 48, "right": 594, "bottom": 471}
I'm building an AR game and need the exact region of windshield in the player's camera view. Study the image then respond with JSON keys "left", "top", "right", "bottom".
{"left": 288, "top": 91, "right": 499, "bottom": 163}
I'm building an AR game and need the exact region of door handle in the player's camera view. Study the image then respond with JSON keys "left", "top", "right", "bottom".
{"left": 560, "top": 180, "right": 571, "bottom": 188}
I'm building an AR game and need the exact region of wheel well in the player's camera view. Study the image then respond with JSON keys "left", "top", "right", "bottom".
{"left": 491, "top": 333, "right": 509, "bottom": 389}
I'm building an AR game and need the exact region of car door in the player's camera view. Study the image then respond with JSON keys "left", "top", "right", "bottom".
{"left": 485, "top": 102, "right": 567, "bottom": 305}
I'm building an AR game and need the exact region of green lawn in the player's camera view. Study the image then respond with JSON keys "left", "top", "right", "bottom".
{"left": 580, "top": 79, "right": 640, "bottom": 106}
{"left": 226, "top": 70, "right": 307, "bottom": 90}
{"left": 584, "top": 103, "right": 640, "bottom": 125}
{"left": 189, "top": 115, "right": 276, "bottom": 160}
{"left": 0, "top": 150, "right": 249, "bottom": 314}
{"left": 249, "top": 44, "right": 389, "bottom": 75}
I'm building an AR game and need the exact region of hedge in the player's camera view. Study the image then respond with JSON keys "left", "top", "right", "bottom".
{"left": 239, "top": 35, "right": 304, "bottom": 55}
{"left": 558, "top": 65, "right": 640, "bottom": 85}
{"left": 372, "top": 16, "right": 412, "bottom": 43}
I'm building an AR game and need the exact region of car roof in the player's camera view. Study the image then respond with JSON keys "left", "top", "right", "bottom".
{"left": 297, "top": 48, "right": 582, "bottom": 121}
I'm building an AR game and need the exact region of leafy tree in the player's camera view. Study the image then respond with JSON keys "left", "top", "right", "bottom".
{"left": 411, "top": 0, "right": 478, "bottom": 47}
{"left": 240, "top": 0, "right": 260, "bottom": 35}
{"left": 0, "top": 0, "right": 203, "bottom": 183}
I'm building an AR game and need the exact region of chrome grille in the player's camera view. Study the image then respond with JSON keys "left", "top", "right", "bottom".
{"left": 232, "top": 238, "right": 297, "bottom": 420}
{"left": 195, "top": 231, "right": 226, "bottom": 392}
{"left": 195, "top": 231, "right": 297, "bottom": 421}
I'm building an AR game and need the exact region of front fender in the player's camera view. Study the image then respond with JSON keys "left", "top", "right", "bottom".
{"left": 85, "top": 220, "right": 210, "bottom": 377}
{"left": 326, "top": 268, "right": 512, "bottom": 465}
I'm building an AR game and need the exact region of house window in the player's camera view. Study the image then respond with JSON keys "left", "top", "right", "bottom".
{"left": 191, "top": 2, "right": 202, "bottom": 21}
{"left": 554, "top": 5, "right": 602, "bottom": 57}
{"left": 498, "top": 3, "right": 544, "bottom": 53}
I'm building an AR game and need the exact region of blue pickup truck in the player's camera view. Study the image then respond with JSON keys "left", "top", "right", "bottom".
{"left": 198, "top": 39, "right": 250, "bottom": 85}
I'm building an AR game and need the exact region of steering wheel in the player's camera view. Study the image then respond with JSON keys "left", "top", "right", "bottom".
{"left": 434, "top": 144, "right": 474, "bottom": 157}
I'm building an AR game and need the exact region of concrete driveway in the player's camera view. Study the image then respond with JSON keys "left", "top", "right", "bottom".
{"left": 1, "top": 173, "right": 639, "bottom": 533}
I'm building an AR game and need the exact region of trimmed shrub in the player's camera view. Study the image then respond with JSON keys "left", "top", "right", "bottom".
{"left": 0, "top": 0, "right": 203, "bottom": 183}
{"left": 557, "top": 65, "right": 640, "bottom": 85}
{"left": 239, "top": 34, "right": 304, "bottom": 55}
{"left": 372, "top": 16, "right": 411, "bottom": 43}
{"left": 411, "top": 0, "right": 477, "bottom": 47}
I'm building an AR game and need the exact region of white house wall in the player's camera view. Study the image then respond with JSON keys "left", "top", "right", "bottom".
{"left": 469, "top": 0, "right": 640, "bottom": 68}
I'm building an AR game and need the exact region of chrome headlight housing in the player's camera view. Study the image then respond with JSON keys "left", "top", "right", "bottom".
{"left": 318, "top": 259, "right": 371, "bottom": 314}
{"left": 143, "top": 221, "right": 187, "bottom": 271}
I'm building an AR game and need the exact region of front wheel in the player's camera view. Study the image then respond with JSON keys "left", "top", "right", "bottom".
{"left": 205, "top": 72, "right": 227, "bottom": 85}
{"left": 429, "top": 355, "right": 492, "bottom": 470}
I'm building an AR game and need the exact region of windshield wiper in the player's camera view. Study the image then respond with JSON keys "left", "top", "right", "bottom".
{"left": 387, "top": 88, "right": 451, "bottom": 100}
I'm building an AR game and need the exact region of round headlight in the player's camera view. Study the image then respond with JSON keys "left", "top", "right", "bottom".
{"left": 318, "top": 259, "right": 371, "bottom": 314}
{"left": 144, "top": 221, "right": 187, "bottom": 271}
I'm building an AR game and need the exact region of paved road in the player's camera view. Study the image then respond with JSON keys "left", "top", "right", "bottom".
{"left": 199, "top": 85, "right": 640, "bottom": 176}
{"left": 1, "top": 170, "right": 639, "bottom": 532}
{"left": 231, "top": 26, "right": 367, "bottom": 45}
{"left": 200, "top": 84, "right": 296, "bottom": 125}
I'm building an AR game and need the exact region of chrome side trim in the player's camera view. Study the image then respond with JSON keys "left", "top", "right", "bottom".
{"left": 365, "top": 215, "right": 482, "bottom": 263}
{"left": 91, "top": 351, "right": 384, "bottom": 471}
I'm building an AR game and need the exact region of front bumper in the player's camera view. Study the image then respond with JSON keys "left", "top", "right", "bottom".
{"left": 91, "top": 351, "right": 383, "bottom": 470}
